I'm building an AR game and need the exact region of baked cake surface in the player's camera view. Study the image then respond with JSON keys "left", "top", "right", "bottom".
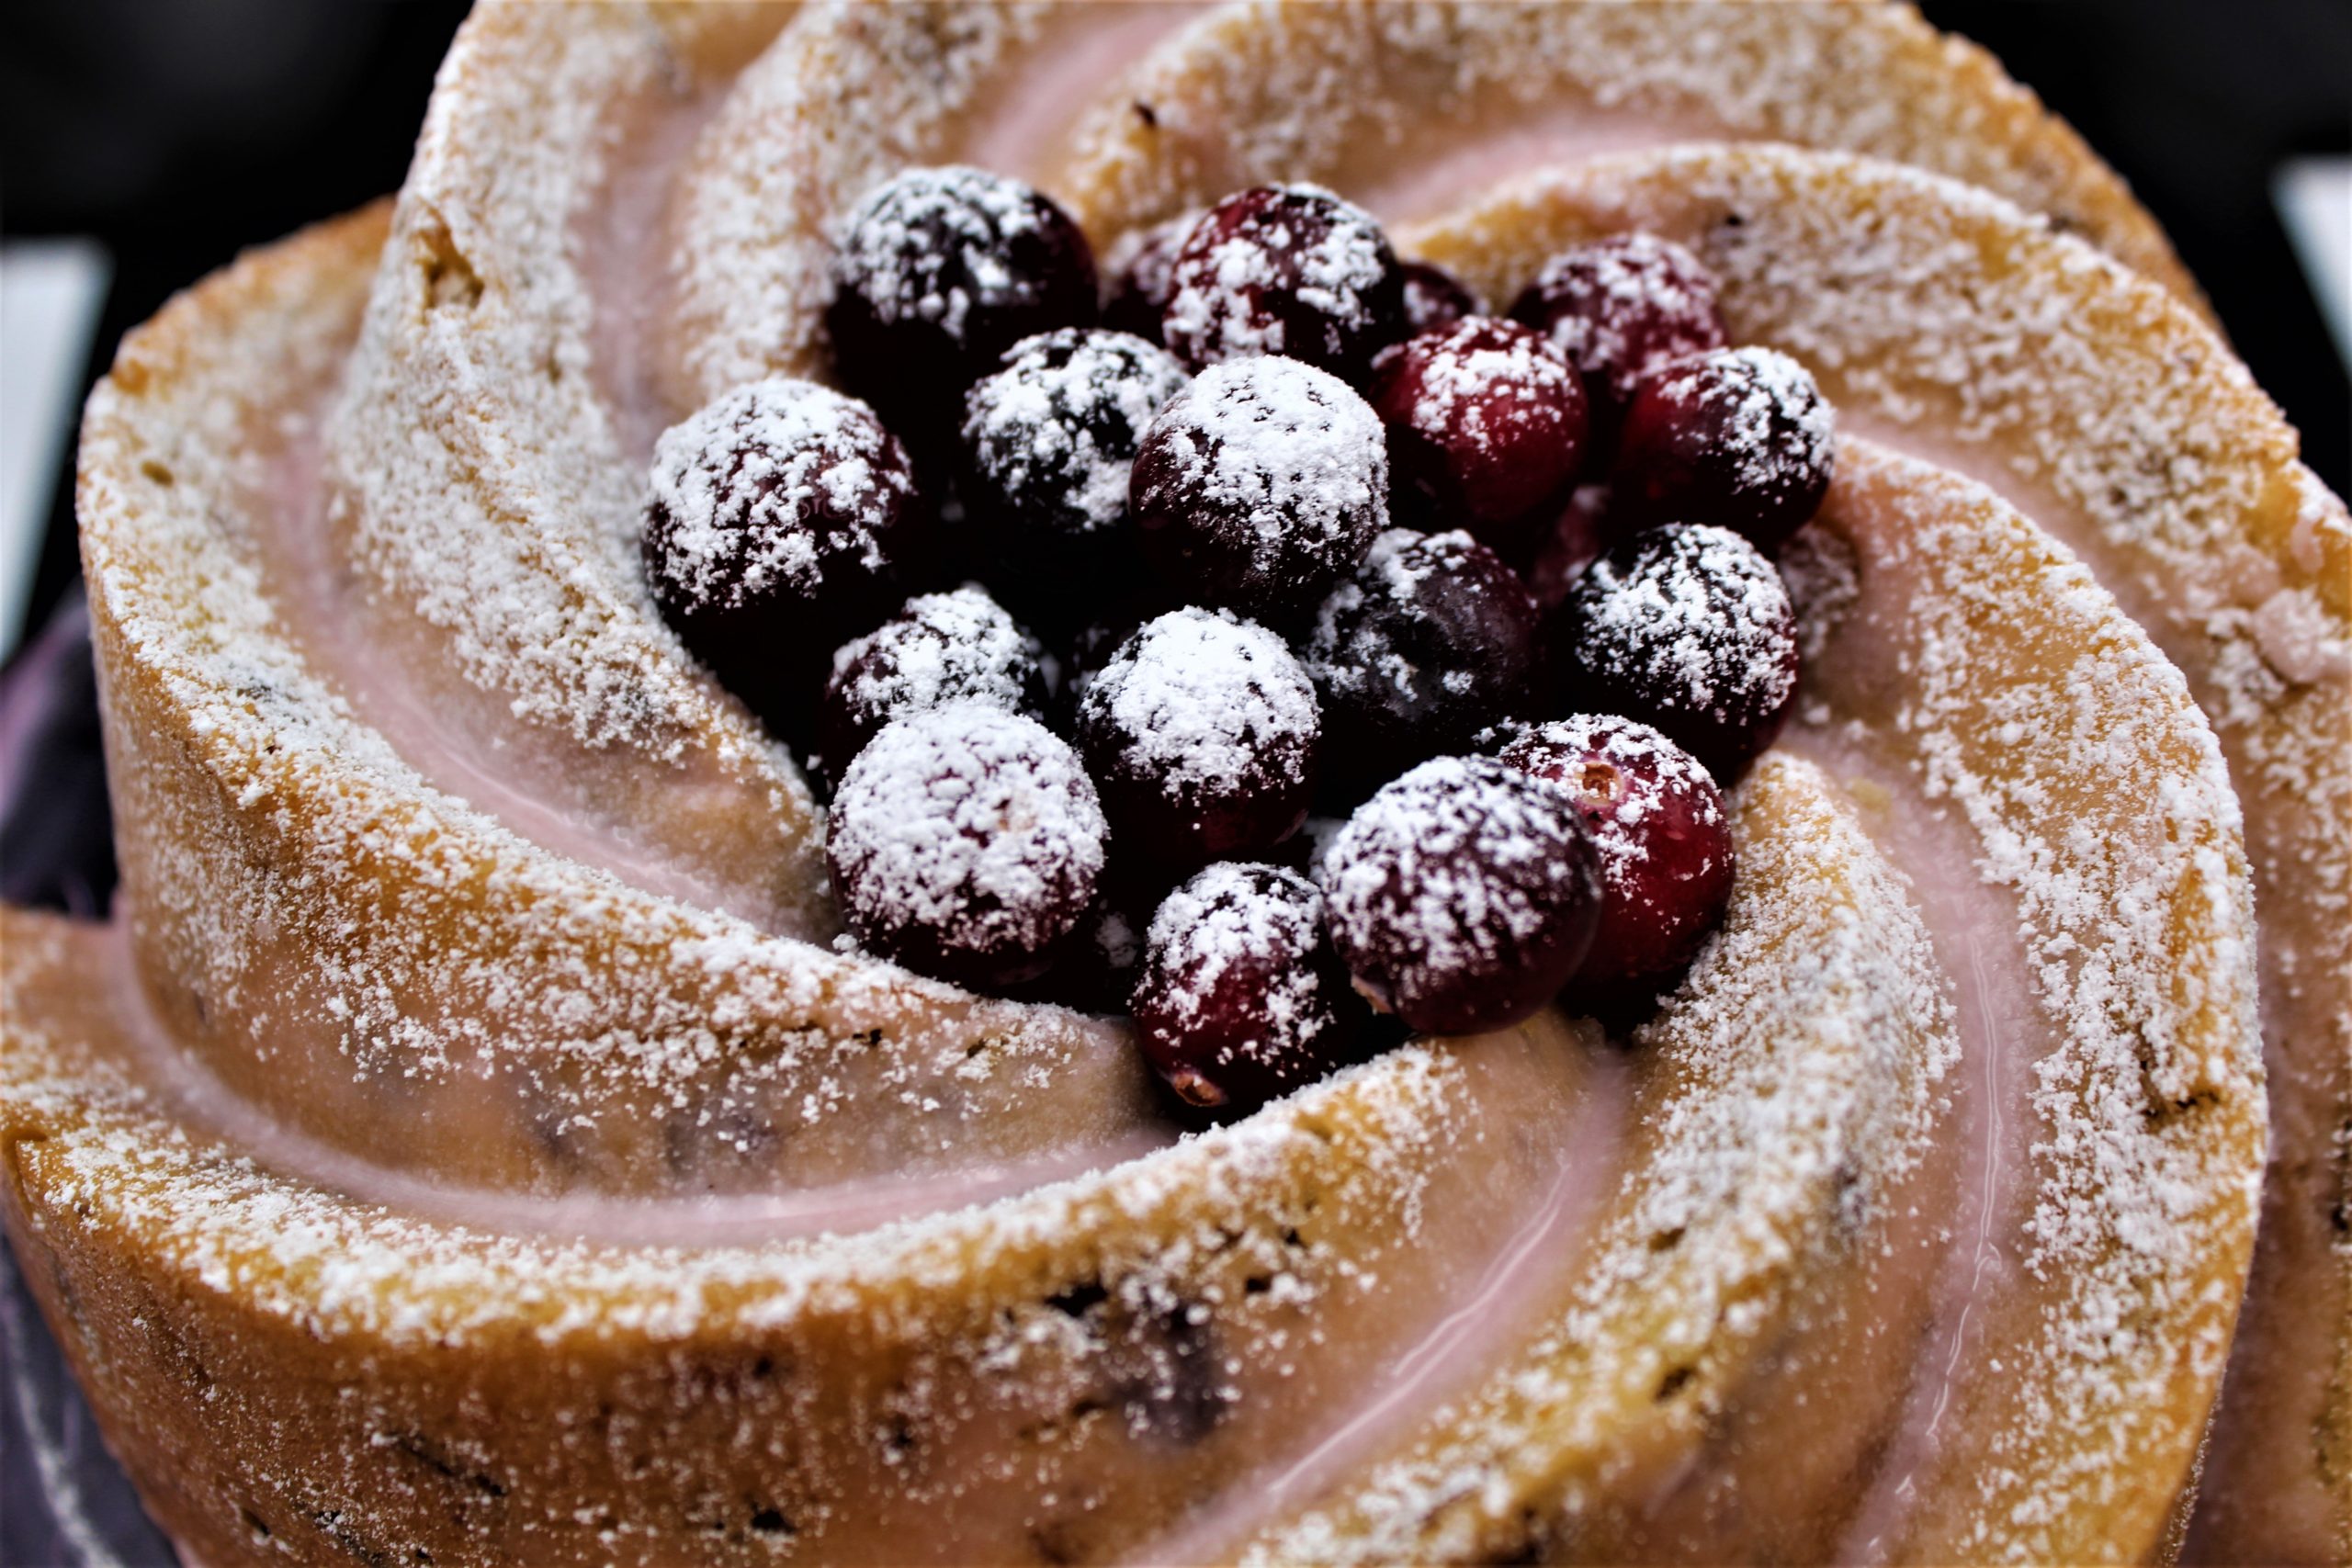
{"left": 2, "top": 3, "right": 2342, "bottom": 1562}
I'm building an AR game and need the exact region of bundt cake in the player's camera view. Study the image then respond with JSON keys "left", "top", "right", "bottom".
{"left": 3, "top": 4, "right": 2342, "bottom": 1562}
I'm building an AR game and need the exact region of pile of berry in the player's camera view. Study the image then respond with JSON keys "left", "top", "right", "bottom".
{"left": 640, "top": 166, "right": 1836, "bottom": 1114}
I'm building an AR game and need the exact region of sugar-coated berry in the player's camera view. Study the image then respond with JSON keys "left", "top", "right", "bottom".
{"left": 1398, "top": 260, "right": 1482, "bottom": 334}
{"left": 1306, "top": 528, "right": 1544, "bottom": 791}
{"left": 1319, "top": 756, "right": 1602, "bottom": 1034}
{"left": 1371, "top": 317, "right": 1589, "bottom": 558}
{"left": 1102, "top": 213, "right": 1198, "bottom": 344}
{"left": 1131, "top": 356, "right": 1388, "bottom": 622}
{"left": 819, "top": 586, "right": 1049, "bottom": 782}
{"left": 1130, "top": 862, "right": 1366, "bottom": 1111}
{"left": 827, "top": 701, "right": 1105, "bottom": 988}
{"left": 642, "top": 378, "right": 926, "bottom": 735}
{"left": 960, "top": 328, "right": 1189, "bottom": 608}
{"left": 1509, "top": 233, "right": 1727, "bottom": 434}
{"left": 1161, "top": 185, "right": 1405, "bottom": 378}
{"left": 1612, "top": 346, "right": 1835, "bottom": 551}
{"left": 1498, "top": 715, "right": 1735, "bottom": 987}
{"left": 1555, "top": 524, "right": 1798, "bottom": 781}
{"left": 1077, "top": 608, "right": 1320, "bottom": 866}
{"left": 828, "top": 166, "right": 1097, "bottom": 432}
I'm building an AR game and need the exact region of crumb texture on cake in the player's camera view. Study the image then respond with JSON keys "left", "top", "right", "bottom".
{"left": 5, "top": 2, "right": 2343, "bottom": 1563}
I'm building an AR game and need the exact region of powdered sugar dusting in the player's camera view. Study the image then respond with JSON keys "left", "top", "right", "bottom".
{"left": 1643, "top": 344, "right": 1836, "bottom": 493}
{"left": 1162, "top": 183, "right": 1393, "bottom": 365}
{"left": 961, "top": 326, "right": 1187, "bottom": 535}
{"left": 1319, "top": 757, "right": 1590, "bottom": 1017}
{"left": 827, "top": 586, "right": 1043, "bottom": 743}
{"left": 1388, "top": 319, "right": 1578, "bottom": 459}
{"left": 1082, "top": 608, "right": 1318, "bottom": 795}
{"left": 1141, "top": 355, "right": 1388, "bottom": 558}
{"left": 1572, "top": 524, "right": 1798, "bottom": 717}
{"left": 1140, "top": 863, "right": 1335, "bottom": 1063}
{"left": 829, "top": 702, "right": 1105, "bottom": 956}
{"left": 1512, "top": 713, "right": 1727, "bottom": 898}
{"left": 643, "top": 377, "right": 910, "bottom": 612}
{"left": 832, "top": 164, "right": 1049, "bottom": 342}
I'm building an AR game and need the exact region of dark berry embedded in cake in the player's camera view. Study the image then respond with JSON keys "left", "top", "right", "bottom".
{"left": 960, "top": 327, "right": 1189, "bottom": 615}
{"left": 1555, "top": 523, "right": 1799, "bottom": 782}
{"left": 1397, "top": 260, "right": 1482, "bottom": 335}
{"left": 827, "top": 701, "right": 1105, "bottom": 987}
{"left": 1509, "top": 233, "right": 1727, "bottom": 438}
{"left": 1370, "top": 317, "right": 1589, "bottom": 558}
{"left": 1130, "top": 862, "right": 1365, "bottom": 1111}
{"left": 1160, "top": 185, "right": 1405, "bottom": 379}
{"left": 642, "top": 377, "right": 926, "bottom": 735}
{"left": 1318, "top": 756, "right": 1602, "bottom": 1034}
{"left": 1613, "top": 345, "right": 1835, "bottom": 551}
{"left": 1498, "top": 714, "right": 1735, "bottom": 987}
{"left": 1305, "top": 528, "right": 1545, "bottom": 793}
{"left": 1130, "top": 356, "right": 1388, "bottom": 622}
{"left": 818, "top": 585, "right": 1050, "bottom": 783}
{"left": 1077, "top": 608, "right": 1320, "bottom": 866}
{"left": 827, "top": 165, "right": 1097, "bottom": 432}
{"left": 1101, "top": 212, "right": 1198, "bottom": 344}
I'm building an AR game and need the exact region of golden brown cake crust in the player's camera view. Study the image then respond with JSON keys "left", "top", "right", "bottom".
{"left": 7, "top": 3, "right": 2341, "bottom": 1562}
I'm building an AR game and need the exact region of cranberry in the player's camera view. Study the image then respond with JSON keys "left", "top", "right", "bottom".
{"left": 1160, "top": 186, "right": 1405, "bottom": 379}
{"left": 828, "top": 166, "right": 1097, "bottom": 436}
{"left": 1371, "top": 317, "right": 1589, "bottom": 558}
{"left": 1306, "top": 529, "right": 1544, "bottom": 794}
{"left": 1318, "top": 756, "right": 1601, "bottom": 1034}
{"left": 1130, "top": 863, "right": 1367, "bottom": 1111}
{"left": 1498, "top": 715, "right": 1735, "bottom": 987}
{"left": 1509, "top": 233, "right": 1727, "bottom": 440}
{"left": 1555, "top": 524, "right": 1798, "bottom": 782}
{"left": 1131, "top": 357, "right": 1388, "bottom": 622}
{"left": 1398, "top": 260, "right": 1482, "bottom": 334}
{"left": 960, "top": 328, "right": 1189, "bottom": 612}
{"left": 1102, "top": 213, "right": 1198, "bottom": 344}
{"left": 827, "top": 701, "right": 1105, "bottom": 988}
{"left": 819, "top": 586, "right": 1049, "bottom": 782}
{"left": 642, "top": 378, "right": 926, "bottom": 736}
{"left": 1525, "top": 485, "right": 1616, "bottom": 612}
{"left": 1077, "top": 608, "right": 1319, "bottom": 866}
{"left": 1612, "top": 346, "right": 1835, "bottom": 551}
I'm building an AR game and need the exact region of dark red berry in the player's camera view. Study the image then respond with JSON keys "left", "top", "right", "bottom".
{"left": 1318, "top": 756, "right": 1602, "bottom": 1034}
{"left": 827, "top": 702, "right": 1104, "bottom": 988}
{"left": 1509, "top": 233, "right": 1727, "bottom": 440}
{"left": 828, "top": 166, "right": 1098, "bottom": 435}
{"left": 1498, "top": 715, "right": 1735, "bottom": 987}
{"left": 1370, "top": 317, "right": 1589, "bottom": 558}
{"left": 1398, "top": 260, "right": 1482, "bottom": 334}
{"left": 1130, "top": 356, "right": 1388, "bottom": 622}
{"left": 960, "top": 327, "right": 1189, "bottom": 612}
{"left": 1131, "top": 862, "right": 1366, "bottom": 1111}
{"left": 1612, "top": 345, "right": 1835, "bottom": 551}
{"left": 819, "top": 586, "right": 1049, "bottom": 782}
{"left": 1077, "top": 608, "right": 1320, "bottom": 866}
{"left": 1102, "top": 212, "right": 1198, "bottom": 344}
{"left": 1525, "top": 484, "right": 1616, "bottom": 612}
{"left": 1555, "top": 523, "right": 1798, "bottom": 782}
{"left": 1161, "top": 185, "right": 1405, "bottom": 378}
{"left": 1305, "top": 528, "right": 1544, "bottom": 792}
{"left": 642, "top": 377, "right": 926, "bottom": 737}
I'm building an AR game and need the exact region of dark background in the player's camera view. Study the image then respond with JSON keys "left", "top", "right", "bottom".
{"left": 0, "top": 3, "right": 2346, "bottom": 1562}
